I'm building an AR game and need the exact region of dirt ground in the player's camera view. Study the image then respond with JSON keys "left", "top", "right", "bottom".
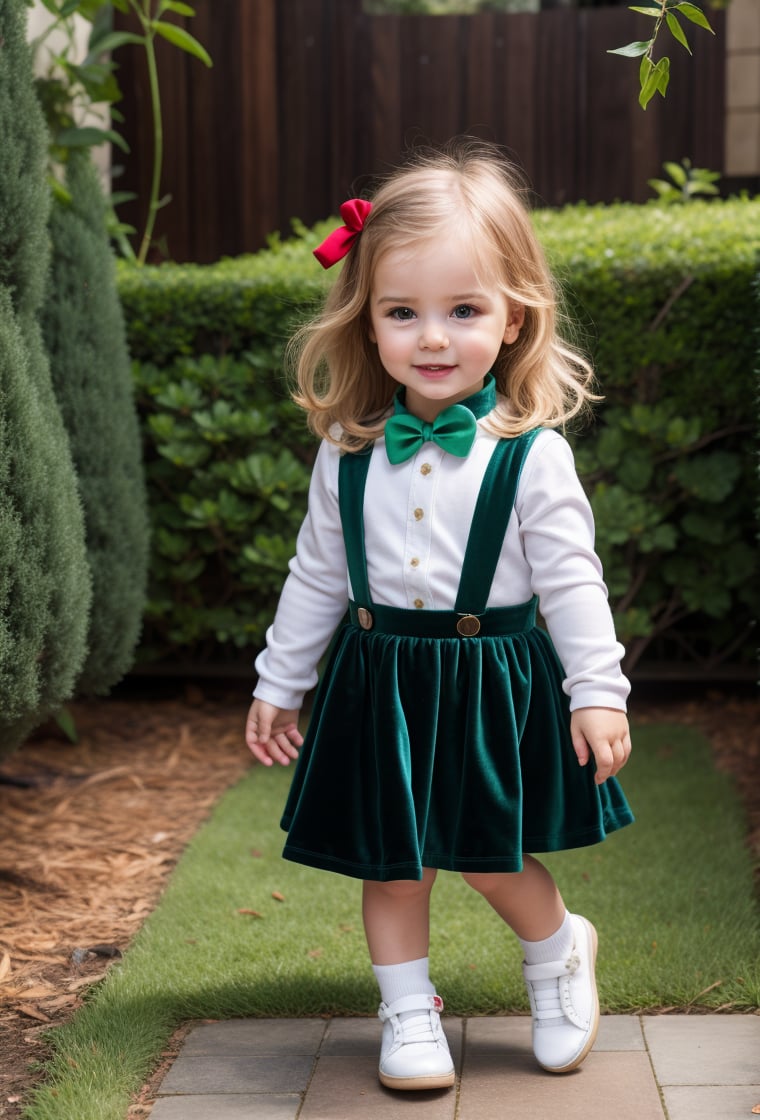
{"left": 0, "top": 686, "right": 758, "bottom": 1119}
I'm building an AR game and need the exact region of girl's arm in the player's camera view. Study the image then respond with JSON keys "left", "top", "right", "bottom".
{"left": 245, "top": 699, "right": 303, "bottom": 767}
{"left": 253, "top": 440, "right": 349, "bottom": 712}
{"left": 570, "top": 707, "right": 631, "bottom": 784}
{"left": 517, "top": 433, "right": 630, "bottom": 714}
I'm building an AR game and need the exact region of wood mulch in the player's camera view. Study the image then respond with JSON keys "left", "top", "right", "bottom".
{"left": 0, "top": 686, "right": 757, "bottom": 1119}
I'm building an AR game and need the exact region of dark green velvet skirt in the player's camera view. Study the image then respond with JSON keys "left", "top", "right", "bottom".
{"left": 280, "top": 599, "right": 633, "bottom": 882}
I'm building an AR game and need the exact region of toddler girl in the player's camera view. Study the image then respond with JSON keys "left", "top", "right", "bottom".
{"left": 246, "top": 138, "right": 633, "bottom": 1092}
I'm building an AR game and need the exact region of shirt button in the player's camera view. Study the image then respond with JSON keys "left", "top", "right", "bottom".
{"left": 420, "top": 463, "right": 432, "bottom": 475}
{"left": 413, "top": 507, "right": 424, "bottom": 521}
{"left": 414, "top": 598, "right": 424, "bottom": 609}
{"left": 410, "top": 557, "right": 420, "bottom": 568}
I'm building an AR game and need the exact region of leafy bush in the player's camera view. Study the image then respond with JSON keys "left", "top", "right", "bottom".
{"left": 121, "top": 199, "right": 759, "bottom": 673}
{"left": 133, "top": 352, "right": 314, "bottom": 661}
{"left": 117, "top": 224, "right": 332, "bottom": 366}
{"left": 536, "top": 199, "right": 759, "bottom": 670}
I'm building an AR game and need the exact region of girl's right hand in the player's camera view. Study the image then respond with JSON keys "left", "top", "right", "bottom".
{"left": 245, "top": 699, "right": 303, "bottom": 767}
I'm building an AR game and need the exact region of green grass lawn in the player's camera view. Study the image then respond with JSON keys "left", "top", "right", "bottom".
{"left": 24, "top": 722, "right": 760, "bottom": 1119}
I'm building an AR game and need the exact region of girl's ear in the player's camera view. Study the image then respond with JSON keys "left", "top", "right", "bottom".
{"left": 504, "top": 303, "right": 525, "bottom": 345}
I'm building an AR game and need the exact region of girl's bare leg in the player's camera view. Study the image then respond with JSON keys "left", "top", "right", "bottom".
{"left": 463, "top": 857, "right": 599, "bottom": 1075}
{"left": 362, "top": 869, "right": 454, "bottom": 1091}
{"left": 362, "top": 867, "right": 437, "bottom": 963}
{"left": 461, "top": 855, "right": 565, "bottom": 939}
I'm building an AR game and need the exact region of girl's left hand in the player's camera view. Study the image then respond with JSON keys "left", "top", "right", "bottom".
{"left": 245, "top": 699, "right": 304, "bottom": 767}
{"left": 570, "top": 707, "right": 631, "bottom": 785}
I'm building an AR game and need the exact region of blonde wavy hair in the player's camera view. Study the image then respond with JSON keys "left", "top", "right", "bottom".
{"left": 291, "top": 138, "right": 597, "bottom": 450}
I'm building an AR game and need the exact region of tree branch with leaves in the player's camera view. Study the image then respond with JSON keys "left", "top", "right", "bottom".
{"left": 609, "top": 0, "right": 715, "bottom": 109}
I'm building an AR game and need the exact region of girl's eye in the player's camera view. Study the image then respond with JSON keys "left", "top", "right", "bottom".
{"left": 452, "top": 305, "right": 476, "bottom": 319}
{"left": 389, "top": 307, "right": 415, "bottom": 321}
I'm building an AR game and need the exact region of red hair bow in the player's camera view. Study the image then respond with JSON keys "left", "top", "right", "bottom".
{"left": 313, "top": 198, "right": 372, "bottom": 269}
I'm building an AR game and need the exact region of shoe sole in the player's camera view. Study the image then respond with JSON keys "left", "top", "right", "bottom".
{"left": 379, "top": 1068, "right": 456, "bottom": 1091}
{"left": 539, "top": 917, "right": 600, "bottom": 1075}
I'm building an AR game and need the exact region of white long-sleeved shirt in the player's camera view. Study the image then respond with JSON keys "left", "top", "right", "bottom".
{"left": 253, "top": 420, "right": 630, "bottom": 713}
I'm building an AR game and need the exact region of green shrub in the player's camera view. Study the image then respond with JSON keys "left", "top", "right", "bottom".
{"left": 0, "top": 0, "right": 91, "bottom": 756}
{"left": 536, "top": 200, "right": 758, "bottom": 670}
{"left": 133, "top": 353, "right": 313, "bottom": 660}
{"left": 42, "top": 151, "right": 150, "bottom": 694}
{"left": 117, "top": 222, "right": 333, "bottom": 366}
{"left": 121, "top": 199, "right": 759, "bottom": 672}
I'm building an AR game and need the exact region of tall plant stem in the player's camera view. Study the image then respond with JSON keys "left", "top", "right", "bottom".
{"left": 133, "top": 1, "right": 163, "bottom": 267}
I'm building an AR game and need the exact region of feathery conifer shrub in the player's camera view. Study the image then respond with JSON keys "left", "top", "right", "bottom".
{"left": 0, "top": 0, "right": 91, "bottom": 757}
{"left": 42, "top": 151, "right": 149, "bottom": 694}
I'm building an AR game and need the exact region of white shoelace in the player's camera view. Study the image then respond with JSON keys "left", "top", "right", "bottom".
{"left": 530, "top": 977, "right": 566, "bottom": 1029}
{"left": 397, "top": 1010, "right": 438, "bottom": 1043}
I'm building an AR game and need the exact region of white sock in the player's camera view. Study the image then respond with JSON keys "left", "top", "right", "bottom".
{"left": 519, "top": 910, "right": 574, "bottom": 965}
{"left": 372, "top": 956, "right": 435, "bottom": 1006}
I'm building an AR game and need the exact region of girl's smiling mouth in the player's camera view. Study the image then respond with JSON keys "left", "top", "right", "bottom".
{"left": 415, "top": 364, "right": 456, "bottom": 376}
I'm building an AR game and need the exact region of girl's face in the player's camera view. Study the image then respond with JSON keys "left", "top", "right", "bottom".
{"left": 368, "top": 232, "right": 523, "bottom": 422}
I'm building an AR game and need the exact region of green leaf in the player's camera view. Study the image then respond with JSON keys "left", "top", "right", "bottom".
{"left": 60, "top": 0, "right": 84, "bottom": 16}
{"left": 618, "top": 450, "right": 654, "bottom": 493}
{"left": 153, "top": 21, "right": 212, "bottom": 66}
{"left": 648, "top": 177, "right": 677, "bottom": 199}
{"left": 664, "top": 159, "right": 688, "bottom": 185}
{"left": 78, "top": 0, "right": 114, "bottom": 20}
{"left": 608, "top": 39, "right": 652, "bottom": 57}
{"left": 639, "top": 65, "right": 661, "bottom": 108}
{"left": 654, "top": 56, "right": 670, "bottom": 97}
{"left": 109, "top": 190, "right": 138, "bottom": 206}
{"left": 55, "top": 707, "right": 79, "bottom": 744}
{"left": 673, "top": 452, "right": 741, "bottom": 502}
{"left": 159, "top": 1, "right": 196, "bottom": 15}
{"left": 666, "top": 11, "right": 692, "bottom": 53}
{"left": 88, "top": 30, "right": 146, "bottom": 54}
{"left": 675, "top": 2, "right": 714, "bottom": 32}
{"left": 629, "top": 4, "right": 659, "bottom": 13}
{"left": 56, "top": 125, "right": 130, "bottom": 152}
{"left": 665, "top": 416, "right": 701, "bottom": 448}
{"left": 685, "top": 179, "right": 719, "bottom": 197}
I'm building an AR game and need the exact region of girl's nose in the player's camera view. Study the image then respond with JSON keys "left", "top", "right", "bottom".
{"left": 419, "top": 322, "right": 449, "bottom": 350}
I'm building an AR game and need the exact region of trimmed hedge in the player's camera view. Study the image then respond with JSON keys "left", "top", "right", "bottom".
{"left": 120, "top": 199, "right": 760, "bottom": 673}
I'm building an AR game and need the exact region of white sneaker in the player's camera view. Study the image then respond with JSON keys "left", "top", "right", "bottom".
{"left": 521, "top": 913, "right": 600, "bottom": 1073}
{"left": 377, "top": 993, "right": 455, "bottom": 1090}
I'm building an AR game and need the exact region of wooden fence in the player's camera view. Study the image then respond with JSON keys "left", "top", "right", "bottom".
{"left": 114, "top": 0, "right": 726, "bottom": 264}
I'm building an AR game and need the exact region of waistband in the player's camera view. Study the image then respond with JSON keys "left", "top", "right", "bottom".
{"left": 347, "top": 597, "right": 537, "bottom": 638}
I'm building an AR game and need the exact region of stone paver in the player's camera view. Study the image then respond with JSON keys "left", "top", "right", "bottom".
{"left": 148, "top": 1014, "right": 760, "bottom": 1120}
{"left": 644, "top": 1015, "right": 760, "bottom": 1120}
{"left": 149, "top": 1094, "right": 301, "bottom": 1120}
{"left": 643, "top": 1014, "right": 760, "bottom": 1084}
{"left": 299, "top": 1020, "right": 463, "bottom": 1120}
{"left": 460, "top": 1017, "right": 664, "bottom": 1120}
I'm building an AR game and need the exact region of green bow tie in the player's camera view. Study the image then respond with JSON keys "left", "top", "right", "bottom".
{"left": 384, "top": 405, "right": 477, "bottom": 465}
{"left": 383, "top": 375, "right": 497, "bottom": 465}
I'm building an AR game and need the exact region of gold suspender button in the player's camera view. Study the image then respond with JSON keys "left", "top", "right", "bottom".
{"left": 357, "top": 607, "right": 374, "bottom": 631}
{"left": 456, "top": 614, "right": 481, "bottom": 637}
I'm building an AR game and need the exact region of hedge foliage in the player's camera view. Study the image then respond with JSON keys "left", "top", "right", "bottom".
{"left": 42, "top": 151, "right": 150, "bottom": 695}
{"left": 0, "top": 0, "right": 91, "bottom": 757}
{"left": 120, "top": 199, "right": 759, "bottom": 673}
